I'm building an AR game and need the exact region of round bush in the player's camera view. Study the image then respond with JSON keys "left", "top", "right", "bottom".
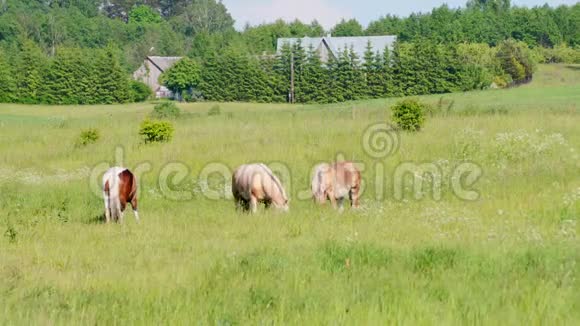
{"left": 391, "top": 99, "right": 427, "bottom": 132}
{"left": 130, "top": 80, "right": 152, "bottom": 102}
{"left": 76, "top": 128, "right": 100, "bottom": 147}
{"left": 151, "top": 102, "right": 181, "bottom": 119}
{"left": 139, "top": 120, "right": 174, "bottom": 143}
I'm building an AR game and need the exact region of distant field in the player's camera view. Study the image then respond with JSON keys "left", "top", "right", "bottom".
{"left": 0, "top": 64, "right": 579, "bottom": 324}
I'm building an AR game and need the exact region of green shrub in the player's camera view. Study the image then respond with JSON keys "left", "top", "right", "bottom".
{"left": 540, "top": 44, "right": 580, "bottom": 64}
{"left": 130, "top": 80, "right": 152, "bottom": 102}
{"left": 76, "top": 128, "right": 99, "bottom": 147}
{"left": 139, "top": 120, "right": 174, "bottom": 143}
{"left": 496, "top": 39, "right": 536, "bottom": 85}
{"left": 208, "top": 104, "right": 221, "bottom": 116}
{"left": 492, "top": 75, "right": 510, "bottom": 88}
{"left": 391, "top": 99, "right": 427, "bottom": 132}
{"left": 151, "top": 102, "right": 180, "bottom": 119}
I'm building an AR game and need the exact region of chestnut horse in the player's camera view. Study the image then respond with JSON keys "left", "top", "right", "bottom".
{"left": 232, "top": 163, "right": 289, "bottom": 213}
{"left": 311, "top": 162, "right": 361, "bottom": 210}
{"left": 102, "top": 167, "right": 139, "bottom": 223}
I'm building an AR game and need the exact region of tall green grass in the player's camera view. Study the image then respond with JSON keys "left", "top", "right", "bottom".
{"left": 0, "top": 65, "right": 578, "bottom": 324}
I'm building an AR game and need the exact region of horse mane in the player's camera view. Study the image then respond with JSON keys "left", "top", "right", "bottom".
{"left": 258, "top": 164, "right": 287, "bottom": 200}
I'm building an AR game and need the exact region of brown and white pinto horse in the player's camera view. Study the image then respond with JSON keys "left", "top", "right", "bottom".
{"left": 311, "top": 161, "right": 361, "bottom": 210}
{"left": 232, "top": 163, "right": 289, "bottom": 213}
{"left": 102, "top": 167, "right": 139, "bottom": 223}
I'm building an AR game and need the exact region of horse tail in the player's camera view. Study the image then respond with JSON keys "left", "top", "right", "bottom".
{"left": 104, "top": 169, "right": 122, "bottom": 219}
{"left": 312, "top": 164, "right": 327, "bottom": 201}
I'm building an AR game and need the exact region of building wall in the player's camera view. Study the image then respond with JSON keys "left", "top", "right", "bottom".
{"left": 317, "top": 43, "right": 331, "bottom": 63}
{"left": 133, "top": 60, "right": 175, "bottom": 99}
{"left": 133, "top": 60, "right": 162, "bottom": 93}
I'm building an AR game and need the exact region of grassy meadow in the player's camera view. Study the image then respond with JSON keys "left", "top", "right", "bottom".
{"left": 0, "top": 64, "right": 579, "bottom": 324}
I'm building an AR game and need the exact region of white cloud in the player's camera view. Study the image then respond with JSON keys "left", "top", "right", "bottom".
{"left": 224, "top": 0, "right": 352, "bottom": 30}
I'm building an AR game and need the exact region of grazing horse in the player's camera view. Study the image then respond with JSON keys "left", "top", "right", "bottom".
{"left": 232, "top": 163, "right": 289, "bottom": 213}
{"left": 311, "top": 161, "right": 361, "bottom": 210}
{"left": 102, "top": 167, "right": 139, "bottom": 223}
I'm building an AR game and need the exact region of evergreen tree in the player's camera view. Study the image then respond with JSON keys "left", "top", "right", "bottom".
{"left": 290, "top": 41, "right": 306, "bottom": 103}
{"left": 300, "top": 45, "right": 330, "bottom": 103}
{"left": 329, "top": 47, "right": 365, "bottom": 101}
{"left": 0, "top": 50, "right": 17, "bottom": 103}
{"left": 92, "top": 47, "right": 131, "bottom": 104}
{"left": 15, "top": 40, "right": 45, "bottom": 104}
{"left": 380, "top": 45, "right": 394, "bottom": 97}
{"left": 274, "top": 42, "right": 293, "bottom": 102}
{"left": 274, "top": 41, "right": 307, "bottom": 103}
{"left": 41, "top": 48, "right": 93, "bottom": 104}
{"left": 199, "top": 49, "right": 277, "bottom": 102}
{"left": 198, "top": 53, "right": 226, "bottom": 101}
{"left": 363, "top": 41, "right": 386, "bottom": 98}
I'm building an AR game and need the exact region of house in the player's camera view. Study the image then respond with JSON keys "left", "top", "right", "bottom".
{"left": 133, "top": 56, "right": 182, "bottom": 99}
{"left": 276, "top": 35, "right": 397, "bottom": 63}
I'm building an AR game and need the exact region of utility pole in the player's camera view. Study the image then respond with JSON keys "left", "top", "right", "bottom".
{"left": 290, "top": 52, "right": 295, "bottom": 104}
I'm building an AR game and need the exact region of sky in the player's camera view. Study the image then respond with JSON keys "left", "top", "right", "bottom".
{"left": 221, "top": 0, "right": 578, "bottom": 30}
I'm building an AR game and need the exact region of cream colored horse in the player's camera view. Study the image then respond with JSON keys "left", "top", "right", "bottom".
{"left": 311, "top": 162, "right": 361, "bottom": 210}
{"left": 232, "top": 163, "right": 289, "bottom": 213}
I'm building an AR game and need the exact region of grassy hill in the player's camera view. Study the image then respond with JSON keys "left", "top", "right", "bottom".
{"left": 0, "top": 64, "right": 578, "bottom": 324}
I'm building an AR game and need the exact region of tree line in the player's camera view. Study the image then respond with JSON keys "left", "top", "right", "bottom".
{"left": 161, "top": 38, "right": 536, "bottom": 104}
{"left": 0, "top": 0, "right": 576, "bottom": 104}
{"left": 1, "top": 0, "right": 578, "bottom": 69}
{"left": 0, "top": 42, "right": 148, "bottom": 104}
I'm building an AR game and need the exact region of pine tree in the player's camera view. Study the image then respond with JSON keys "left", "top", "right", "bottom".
{"left": 362, "top": 41, "right": 376, "bottom": 98}
{"left": 347, "top": 47, "right": 366, "bottom": 100}
{"left": 327, "top": 49, "right": 347, "bottom": 102}
{"left": 300, "top": 45, "right": 330, "bottom": 103}
{"left": 15, "top": 40, "right": 45, "bottom": 104}
{"left": 380, "top": 45, "right": 394, "bottom": 97}
{"left": 0, "top": 49, "right": 17, "bottom": 103}
{"left": 291, "top": 41, "right": 306, "bottom": 103}
{"left": 389, "top": 41, "right": 406, "bottom": 97}
{"left": 41, "top": 48, "right": 93, "bottom": 104}
{"left": 328, "top": 47, "right": 365, "bottom": 102}
{"left": 274, "top": 43, "right": 293, "bottom": 102}
{"left": 274, "top": 41, "right": 307, "bottom": 103}
{"left": 198, "top": 53, "right": 226, "bottom": 101}
{"left": 199, "top": 49, "right": 277, "bottom": 102}
{"left": 363, "top": 41, "right": 388, "bottom": 98}
{"left": 92, "top": 47, "right": 130, "bottom": 104}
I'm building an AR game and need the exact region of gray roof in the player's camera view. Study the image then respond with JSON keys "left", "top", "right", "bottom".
{"left": 276, "top": 35, "right": 397, "bottom": 59}
{"left": 147, "top": 56, "right": 183, "bottom": 72}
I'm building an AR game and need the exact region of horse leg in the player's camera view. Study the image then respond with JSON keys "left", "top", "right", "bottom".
{"left": 250, "top": 196, "right": 258, "bottom": 214}
{"left": 131, "top": 196, "right": 140, "bottom": 223}
{"left": 350, "top": 186, "right": 360, "bottom": 209}
{"left": 233, "top": 190, "right": 248, "bottom": 212}
{"left": 236, "top": 199, "right": 247, "bottom": 212}
{"left": 328, "top": 191, "right": 338, "bottom": 210}
{"left": 234, "top": 195, "right": 248, "bottom": 212}
{"left": 264, "top": 200, "right": 272, "bottom": 210}
{"left": 243, "top": 199, "right": 251, "bottom": 212}
{"left": 103, "top": 191, "right": 111, "bottom": 224}
{"left": 118, "top": 201, "right": 126, "bottom": 224}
